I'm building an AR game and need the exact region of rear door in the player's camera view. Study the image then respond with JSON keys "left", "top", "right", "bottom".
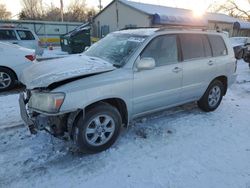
{"left": 179, "top": 33, "right": 219, "bottom": 101}
{"left": 15, "top": 30, "right": 37, "bottom": 49}
{"left": 133, "top": 34, "right": 183, "bottom": 115}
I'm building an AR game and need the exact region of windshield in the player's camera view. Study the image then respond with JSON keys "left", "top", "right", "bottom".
{"left": 84, "top": 33, "right": 147, "bottom": 67}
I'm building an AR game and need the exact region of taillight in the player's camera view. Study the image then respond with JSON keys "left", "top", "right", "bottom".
{"left": 25, "top": 55, "right": 36, "bottom": 61}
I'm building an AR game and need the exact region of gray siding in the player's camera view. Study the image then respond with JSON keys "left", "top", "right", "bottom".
{"left": 93, "top": 1, "right": 151, "bottom": 38}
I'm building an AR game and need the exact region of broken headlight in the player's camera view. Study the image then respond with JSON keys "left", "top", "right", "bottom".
{"left": 28, "top": 92, "right": 65, "bottom": 113}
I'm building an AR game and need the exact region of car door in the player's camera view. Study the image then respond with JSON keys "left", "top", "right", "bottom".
{"left": 179, "top": 34, "right": 218, "bottom": 101}
{"left": 132, "top": 34, "right": 183, "bottom": 116}
{"left": 15, "top": 30, "right": 37, "bottom": 49}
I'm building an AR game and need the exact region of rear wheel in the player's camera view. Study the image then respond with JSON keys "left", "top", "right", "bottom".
{"left": 198, "top": 80, "right": 224, "bottom": 112}
{"left": 74, "top": 103, "right": 122, "bottom": 153}
{"left": 0, "top": 68, "right": 16, "bottom": 92}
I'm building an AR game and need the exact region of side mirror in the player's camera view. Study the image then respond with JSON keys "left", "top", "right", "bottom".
{"left": 137, "top": 57, "right": 156, "bottom": 71}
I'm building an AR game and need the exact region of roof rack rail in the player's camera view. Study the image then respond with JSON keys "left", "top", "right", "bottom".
{"left": 156, "top": 25, "right": 225, "bottom": 34}
{"left": 120, "top": 26, "right": 158, "bottom": 31}
{"left": 156, "top": 25, "right": 208, "bottom": 32}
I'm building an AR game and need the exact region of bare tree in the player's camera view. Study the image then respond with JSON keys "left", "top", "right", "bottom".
{"left": 19, "top": 0, "right": 44, "bottom": 20}
{"left": 19, "top": 0, "right": 96, "bottom": 22}
{"left": 0, "top": 3, "right": 11, "bottom": 20}
{"left": 212, "top": 0, "right": 250, "bottom": 21}
{"left": 43, "top": 4, "right": 61, "bottom": 21}
{"left": 64, "top": 0, "right": 95, "bottom": 22}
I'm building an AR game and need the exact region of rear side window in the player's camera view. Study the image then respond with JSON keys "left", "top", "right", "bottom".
{"left": 208, "top": 35, "right": 227, "bottom": 57}
{"left": 202, "top": 35, "right": 212, "bottom": 57}
{"left": 179, "top": 34, "right": 205, "bottom": 60}
{"left": 141, "top": 35, "right": 178, "bottom": 66}
{"left": 0, "top": 30, "right": 17, "bottom": 40}
{"left": 17, "top": 30, "right": 35, "bottom": 40}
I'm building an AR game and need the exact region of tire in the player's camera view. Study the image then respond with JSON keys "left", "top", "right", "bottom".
{"left": 0, "top": 67, "right": 16, "bottom": 92}
{"left": 74, "top": 103, "right": 122, "bottom": 154}
{"left": 198, "top": 80, "right": 224, "bottom": 112}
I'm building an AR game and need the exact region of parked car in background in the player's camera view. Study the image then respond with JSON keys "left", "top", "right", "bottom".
{"left": 0, "top": 26, "right": 43, "bottom": 55}
{"left": 19, "top": 28, "right": 237, "bottom": 154}
{"left": 0, "top": 42, "right": 36, "bottom": 91}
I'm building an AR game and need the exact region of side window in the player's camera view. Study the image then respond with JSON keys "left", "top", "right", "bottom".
{"left": 0, "top": 30, "right": 17, "bottom": 40}
{"left": 202, "top": 35, "right": 212, "bottom": 57}
{"left": 179, "top": 34, "right": 205, "bottom": 60}
{"left": 208, "top": 35, "right": 227, "bottom": 57}
{"left": 141, "top": 35, "right": 178, "bottom": 66}
{"left": 17, "top": 30, "right": 35, "bottom": 40}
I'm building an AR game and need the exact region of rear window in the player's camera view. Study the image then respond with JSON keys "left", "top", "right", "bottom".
{"left": 208, "top": 35, "right": 227, "bottom": 57}
{"left": 179, "top": 34, "right": 205, "bottom": 60}
{"left": 17, "top": 30, "right": 35, "bottom": 40}
{"left": 0, "top": 30, "right": 17, "bottom": 40}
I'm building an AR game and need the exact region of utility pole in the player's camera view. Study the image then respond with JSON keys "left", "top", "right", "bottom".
{"left": 98, "top": 0, "right": 102, "bottom": 11}
{"left": 60, "top": 0, "right": 64, "bottom": 22}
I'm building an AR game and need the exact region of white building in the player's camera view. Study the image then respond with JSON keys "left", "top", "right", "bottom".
{"left": 93, "top": 0, "right": 250, "bottom": 38}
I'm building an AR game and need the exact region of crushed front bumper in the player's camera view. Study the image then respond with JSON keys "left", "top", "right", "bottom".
{"left": 19, "top": 93, "right": 37, "bottom": 134}
{"left": 19, "top": 92, "right": 71, "bottom": 136}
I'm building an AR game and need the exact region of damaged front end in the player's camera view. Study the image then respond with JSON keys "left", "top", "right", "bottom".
{"left": 19, "top": 89, "right": 81, "bottom": 139}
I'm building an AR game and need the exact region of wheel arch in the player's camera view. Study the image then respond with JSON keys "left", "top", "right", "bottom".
{"left": 85, "top": 98, "right": 129, "bottom": 127}
{"left": 67, "top": 97, "right": 129, "bottom": 139}
{"left": 0, "top": 66, "right": 18, "bottom": 81}
{"left": 211, "top": 75, "right": 228, "bottom": 95}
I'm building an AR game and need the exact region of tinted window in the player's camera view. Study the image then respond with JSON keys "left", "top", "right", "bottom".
{"left": 17, "top": 30, "right": 35, "bottom": 40}
{"left": 180, "top": 34, "right": 205, "bottom": 60}
{"left": 208, "top": 35, "right": 227, "bottom": 57}
{"left": 141, "top": 35, "right": 178, "bottom": 66}
{"left": 202, "top": 35, "right": 212, "bottom": 57}
{"left": 0, "top": 30, "right": 17, "bottom": 40}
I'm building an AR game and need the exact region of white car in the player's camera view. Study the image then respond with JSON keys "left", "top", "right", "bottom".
{"left": 0, "top": 42, "right": 36, "bottom": 91}
{"left": 0, "top": 26, "right": 43, "bottom": 55}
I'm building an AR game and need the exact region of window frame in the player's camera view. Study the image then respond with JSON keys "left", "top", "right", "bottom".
{"left": 16, "top": 30, "right": 35, "bottom": 40}
{"left": 139, "top": 34, "right": 181, "bottom": 67}
{"left": 0, "top": 29, "right": 18, "bottom": 40}
{"left": 207, "top": 34, "right": 228, "bottom": 57}
{"left": 178, "top": 33, "right": 214, "bottom": 62}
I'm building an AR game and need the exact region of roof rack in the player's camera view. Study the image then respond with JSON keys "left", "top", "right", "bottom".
{"left": 156, "top": 25, "right": 224, "bottom": 33}
{"left": 156, "top": 24, "right": 207, "bottom": 31}
{"left": 120, "top": 26, "right": 158, "bottom": 31}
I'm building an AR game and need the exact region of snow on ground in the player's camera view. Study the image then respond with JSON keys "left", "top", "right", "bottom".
{"left": 0, "top": 61, "right": 250, "bottom": 188}
{"left": 0, "top": 94, "right": 22, "bottom": 129}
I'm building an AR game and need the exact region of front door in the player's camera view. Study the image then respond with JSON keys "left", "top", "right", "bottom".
{"left": 132, "top": 34, "right": 183, "bottom": 116}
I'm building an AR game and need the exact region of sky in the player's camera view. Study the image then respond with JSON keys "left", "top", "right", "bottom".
{"left": 1, "top": 0, "right": 250, "bottom": 19}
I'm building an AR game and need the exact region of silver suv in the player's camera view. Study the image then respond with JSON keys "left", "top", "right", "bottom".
{"left": 19, "top": 28, "right": 237, "bottom": 153}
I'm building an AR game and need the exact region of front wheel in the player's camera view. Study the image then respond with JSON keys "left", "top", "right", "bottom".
{"left": 74, "top": 103, "right": 122, "bottom": 154}
{"left": 198, "top": 80, "right": 224, "bottom": 112}
{"left": 0, "top": 68, "right": 16, "bottom": 92}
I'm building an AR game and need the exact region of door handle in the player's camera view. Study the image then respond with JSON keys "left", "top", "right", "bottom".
{"left": 208, "top": 60, "right": 214, "bottom": 66}
{"left": 12, "top": 42, "right": 18, "bottom": 44}
{"left": 172, "top": 67, "right": 182, "bottom": 73}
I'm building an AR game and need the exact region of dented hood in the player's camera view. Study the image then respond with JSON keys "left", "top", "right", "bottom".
{"left": 21, "top": 54, "right": 116, "bottom": 89}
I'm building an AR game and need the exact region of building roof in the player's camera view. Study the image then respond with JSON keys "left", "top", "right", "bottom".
{"left": 119, "top": 0, "right": 240, "bottom": 24}
{"left": 233, "top": 21, "right": 250, "bottom": 29}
